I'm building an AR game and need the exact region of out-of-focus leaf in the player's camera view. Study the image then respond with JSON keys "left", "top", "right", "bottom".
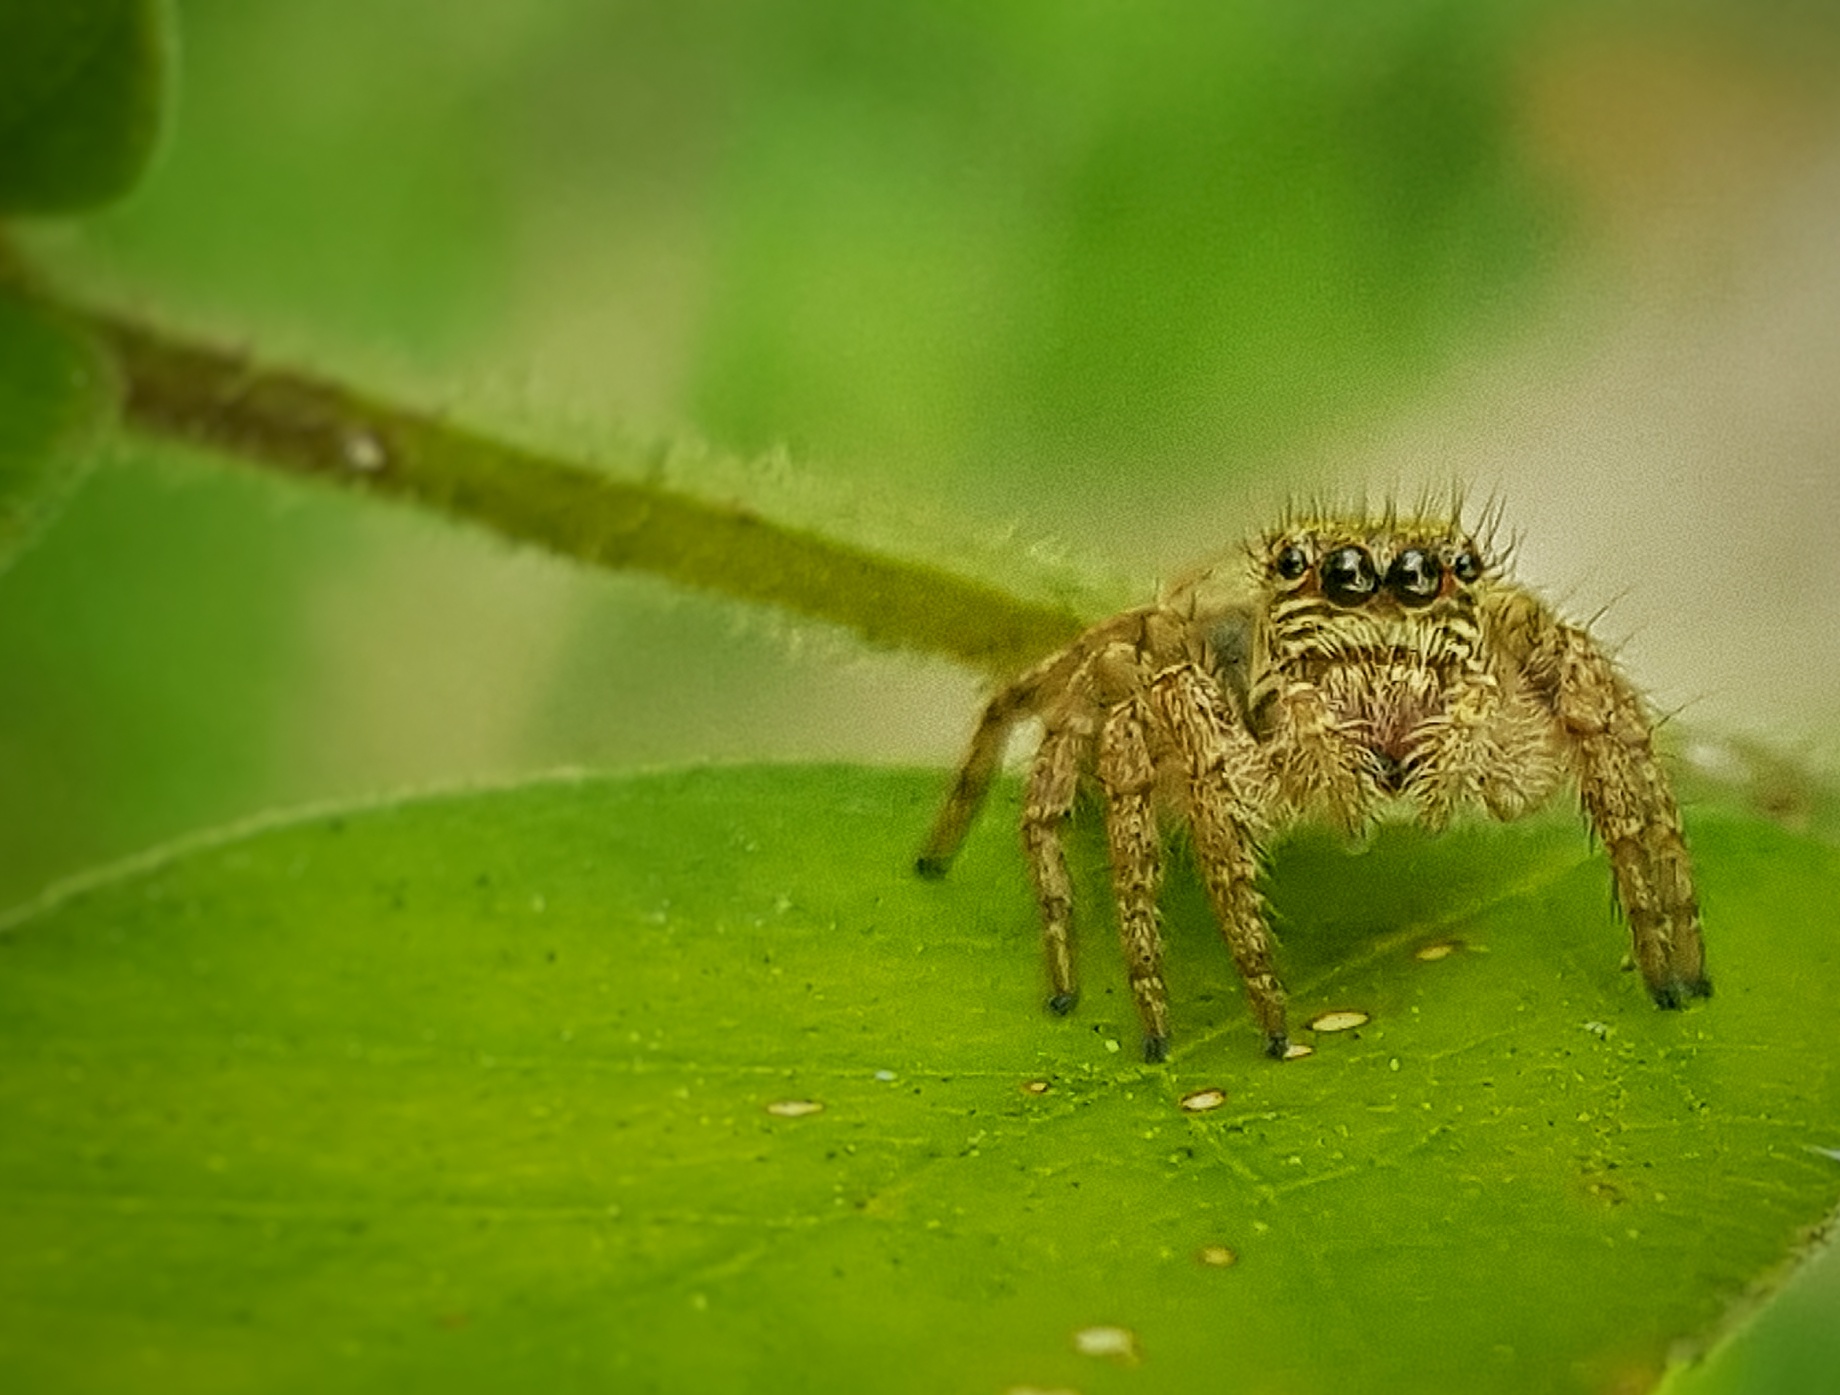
{"left": 0, "top": 766, "right": 1834, "bottom": 1393}
{"left": 0, "top": 0, "right": 170, "bottom": 214}
{"left": 0, "top": 290, "right": 112, "bottom": 570}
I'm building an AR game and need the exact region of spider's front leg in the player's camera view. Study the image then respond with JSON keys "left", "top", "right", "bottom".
{"left": 1021, "top": 695, "right": 1094, "bottom": 1015}
{"left": 1150, "top": 664, "right": 1288, "bottom": 1057}
{"left": 1096, "top": 689, "right": 1172, "bottom": 1060}
{"left": 1512, "top": 596, "right": 1711, "bottom": 1006}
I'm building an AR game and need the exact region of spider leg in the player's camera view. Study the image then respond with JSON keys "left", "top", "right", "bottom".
{"left": 916, "top": 653, "right": 1066, "bottom": 878}
{"left": 1570, "top": 706, "right": 1709, "bottom": 1005}
{"left": 1096, "top": 691, "right": 1171, "bottom": 1062}
{"left": 1509, "top": 598, "right": 1710, "bottom": 1005}
{"left": 1150, "top": 664, "right": 1288, "bottom": 1058}
{"left": 919, "top": 612, "right": 1157, "bottom": 879}
{"left": 1022, "top": 705, "right": 1092, "bottom": 1016}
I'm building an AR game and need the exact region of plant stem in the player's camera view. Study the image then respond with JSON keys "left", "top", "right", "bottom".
{"left": 80, "top": 309, "right": 1091, "bottom": 675}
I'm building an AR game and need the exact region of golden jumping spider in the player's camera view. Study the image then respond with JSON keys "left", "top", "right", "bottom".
{"left": 917, "top": 506, "right": 1710, "bottom": 1062}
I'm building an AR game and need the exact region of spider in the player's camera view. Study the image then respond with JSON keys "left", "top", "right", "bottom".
{"left": 916, "top": 505, "right": 1710, "bottom": 1062}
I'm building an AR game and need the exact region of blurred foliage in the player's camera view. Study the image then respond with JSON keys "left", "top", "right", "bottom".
{"left": 687, "top": 1, "right": 1557, "bottom": 487}
{"left": 0, "top": 292, "right": 113, "bottom": 573}
{"left": 0, "top": 0, "right": 169, "bottom": 215}
{"left": 0, "top": 0, "right": 164, "bottom": 572}
{"left": 0, "top": 447, "right": 337, "bottom": 905}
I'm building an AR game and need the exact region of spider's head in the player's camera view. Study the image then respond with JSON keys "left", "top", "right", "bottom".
{"left": 1259, "top": 514, "right": 1491, "bottom": 613}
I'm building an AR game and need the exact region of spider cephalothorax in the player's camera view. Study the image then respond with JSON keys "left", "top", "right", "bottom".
{"left": 917, "top": 506, "right": 1710, "bottom": 1062}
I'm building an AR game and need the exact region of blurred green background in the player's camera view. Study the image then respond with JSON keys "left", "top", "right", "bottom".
{"left": 4, "top": 2, "right": 1840, "bottom": 1386}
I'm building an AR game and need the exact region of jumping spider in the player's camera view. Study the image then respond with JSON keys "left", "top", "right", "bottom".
{"left": 916, "top": 506, "right": 1710, "bottom": 1062}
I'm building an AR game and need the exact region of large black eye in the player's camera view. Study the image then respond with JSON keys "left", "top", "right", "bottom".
{"left": 1386, "top": 548, "right": 1442, "bottom": 607}
{"left": 1451, "top": 549, "right": 1483, "bottom": 583}
{"left": 1320, "top": 545, "right": 1379, "bottom": 606}
{"left": 1273, "top": 545, "right": 1309, "bottom": 581}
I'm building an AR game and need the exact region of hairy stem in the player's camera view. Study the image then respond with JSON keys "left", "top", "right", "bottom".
{"left": 79, "top": 308, "right": 1091, "bottom": 675}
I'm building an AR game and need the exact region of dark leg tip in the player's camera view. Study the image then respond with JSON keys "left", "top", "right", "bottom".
{"left": 913, "top": 855, "right": 949, "bottom": 881}
{"left": 1142, "top": 1034, "right": 1170, "bottom": 1064}
{"left": 1047, "top": 991, "right": 1078, "bottom": 1017}
{"left": 1263, "top": 1032, "right": 1290, "bottom": 1061}
{"left": 1650, "top": 975, "right": 1713, "bottom": 1010}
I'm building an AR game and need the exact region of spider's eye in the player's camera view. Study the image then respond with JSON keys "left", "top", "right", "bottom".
{"left": 1386, "top": 548, "right": 1442, "bottom": 607}
{"left": 1451, "top": 549, "right": 1484, "bottom": 583}
{"left": 1273, "top": 545, "right": 1309, "bottom": 581}
{"left": 1320, "top": 546, "right": 1379, "bottom": 606}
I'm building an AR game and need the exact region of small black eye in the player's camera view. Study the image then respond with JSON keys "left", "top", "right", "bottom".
{"left": 1451, "top": 549, "right": 1483, "bottom": 583}
{"left": 1274, "top": 545, "right": 1309, "bottom": 581}
{"left": 1320, "top": 546, "right": 1379, "bottom": 606}
{"left": 1386, "top": 548, "right": 1442, "bottom": 607}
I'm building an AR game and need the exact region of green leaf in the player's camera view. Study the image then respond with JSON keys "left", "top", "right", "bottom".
{"left": 0, "top": 0, "right": 171, "bottom": 214}
{"left": 0, "top": 290, "right": 113, "bottom": 570}
{"left": 1, "top": 766, "right": 1835, "bottom": 1393}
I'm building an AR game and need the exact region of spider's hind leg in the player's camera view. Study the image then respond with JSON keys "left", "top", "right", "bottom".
{"left": 917, "top": 663, "right": 1055, "bottom": 878}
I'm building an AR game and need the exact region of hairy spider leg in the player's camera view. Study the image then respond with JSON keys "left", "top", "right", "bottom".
{"left": 1150, "top": 663, "right": 1289, "bottom": 1057}
{"left": 1097, "top": 690, "right": 1171, "bottom": 1061}
{"left": 915, "top": 648, "right": 1070, "bottom": 878}
{"left": 1023, "top": 705, "right": 1090, "bottom": 1015}
{"left": 1505, "top": 594, "right": 1712, "bottom": 1005}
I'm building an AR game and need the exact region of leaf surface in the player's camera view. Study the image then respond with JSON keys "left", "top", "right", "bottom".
{"left": 0, "top": 766, "right": 1835, "bottom": 1393}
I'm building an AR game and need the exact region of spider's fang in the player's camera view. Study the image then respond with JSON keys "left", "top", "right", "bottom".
{"left": 1263, "top": 1032, "right": 1291, "bottom": 1060}
{"left": 1047, "top": 991, "right": 1079, "bottom": 1016}
{"left": 1142, "top": 1033, "right": 1171, "bottom": 1064}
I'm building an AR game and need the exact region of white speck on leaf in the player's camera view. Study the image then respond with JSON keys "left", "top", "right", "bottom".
{"left": 764, "top": 1099, "right": 824, "bottom": 1118}
{"left": 1308, "top": 1010, "right": 1370, "bottom": 1033}
{"left": 1073, "top": 1325, "right": 1141, "bottom": 1364}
